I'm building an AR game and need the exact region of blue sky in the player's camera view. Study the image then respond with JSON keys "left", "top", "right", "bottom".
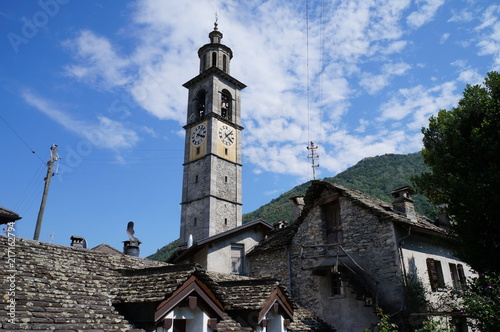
{"left": 1, "top": 0, "right": 498, "bottom": 257}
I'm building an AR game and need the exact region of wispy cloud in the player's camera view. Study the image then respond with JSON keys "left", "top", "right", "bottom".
{"left": 406, "top": 0, "right": 445, "bottom": 29}
{"left": 22, "top": 91, "right": 139, "bottom": 149}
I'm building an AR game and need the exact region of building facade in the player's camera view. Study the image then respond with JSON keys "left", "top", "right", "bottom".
{"left": 248, "top": 181, "right": 476, "bottom": 331}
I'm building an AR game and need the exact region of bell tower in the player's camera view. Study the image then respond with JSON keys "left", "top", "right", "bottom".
{"left": 179, "top": 23, "right": 246, "bottom": 246}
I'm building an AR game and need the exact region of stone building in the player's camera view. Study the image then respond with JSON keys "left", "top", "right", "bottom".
{"left": 248, "top": 180, "right": 476, "bottom": 331}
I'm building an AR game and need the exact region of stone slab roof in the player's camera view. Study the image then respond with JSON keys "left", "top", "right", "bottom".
{"left": 0, "top": 235, "right": 165, "bottom": 331}
{"left": 0, "top": 206, "right": 21, "bottom": 224}
{"left": 250, "top": 180, "right": 446, "bottom": 255}
{"left": 1, "top": 235, "right": 333, "bottom": 331}
{"left": 169, "top": 218, "right": 273, "bottom": 263}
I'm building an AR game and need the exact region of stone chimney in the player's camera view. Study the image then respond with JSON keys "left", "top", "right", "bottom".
{"left": 274, "top": 220, "right": 289, "bottom": 230}
{"left": 70, "top": 235, "right": 87, "bottom": 248}
{"left": 123, "top": 221, "right": 141, "bottom": 257}
{"left": 391, "top": 186, "right": 417, "bottom": 221}
{"left": 290, "top": 196, "right": 305, "bottom": 222}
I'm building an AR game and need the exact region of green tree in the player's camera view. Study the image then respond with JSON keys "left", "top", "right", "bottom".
{"left": 454, "top": 274, "right": 500, "bottom": 331}
{"left": 413, "top": 71, "right": 500, "bottom": 275}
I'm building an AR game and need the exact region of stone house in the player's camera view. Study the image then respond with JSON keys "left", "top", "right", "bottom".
{"left": 248, "top": 180, "right": 476, "bottom": 331}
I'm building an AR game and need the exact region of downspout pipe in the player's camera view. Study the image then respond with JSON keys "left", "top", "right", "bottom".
{"left": 398, "top": 226, "right": 412, "bottom": 331}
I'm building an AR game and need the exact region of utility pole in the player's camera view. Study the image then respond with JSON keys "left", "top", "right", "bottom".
{"left": 307, "top": 141, "right": 319, "bottom": 180}
{"left": 33, "top": 144, "right": 58, "bottom": 241}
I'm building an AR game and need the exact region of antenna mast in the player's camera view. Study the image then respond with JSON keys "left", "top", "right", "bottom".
{"left": 33, "top": 144, "right": 58, "bottom": 241}
{"left": 307, "top": 141, "right": 319, "bottom": 180}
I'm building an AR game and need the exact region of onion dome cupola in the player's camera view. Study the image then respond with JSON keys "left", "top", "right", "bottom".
{"left": 198, "top": 22, "right": 233, "bottom": 74}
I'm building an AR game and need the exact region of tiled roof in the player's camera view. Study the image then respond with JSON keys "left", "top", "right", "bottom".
{"left": 250, "top": 180, "right": 446, "bottom": 255}
{"left": 92, "top": 243, "right": 123, "bottom": 255}
{"left": 0, "top": 235, "right": 165, "bottom": 331}
{"left": 1, "top": 235, "right": 334, "bottom": 331}
{"left": 0, "top": 206, "right": 21, "bottom": 224}
{"left": 169, "top": 218, "right": 273, "bottom": 263}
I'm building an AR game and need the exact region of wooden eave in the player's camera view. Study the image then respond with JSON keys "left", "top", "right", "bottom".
{"left": 258, "top": 286, "right": 294, "bottom": 324}
{"left": 154, "top": 275, "right": 225, "bottom": 322}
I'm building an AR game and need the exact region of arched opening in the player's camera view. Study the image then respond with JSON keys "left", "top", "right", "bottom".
{"left": 195, "top": 90, "right": 206, "bottom": 119}
{"left": 221, "top": 90, "right": 232, "bottom": 120}
{"left": 201, "top": 53, "right": 206, "bottom": 72}
{"left": 212, "top": 52, "right": 217, "bottom": 67}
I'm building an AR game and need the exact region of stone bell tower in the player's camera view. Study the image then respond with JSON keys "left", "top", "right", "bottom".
{"left": 179, "top": 22, "right": 246, "bottom": 246}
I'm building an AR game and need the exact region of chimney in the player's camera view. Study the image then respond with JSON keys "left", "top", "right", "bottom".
{"left": 70, "top": 235, "right": 87, "bottom": 248}
{"left": 290, "top": 196, "right": 305, "bottom": 222}
{"left": 274, "top": 220, "right": 289, "bottom": 230}
{"left": 391, "top": 186, "right": 417, "bottom": 221}
{"left": 124, "top": 221, "right": 141, "bottom": 257}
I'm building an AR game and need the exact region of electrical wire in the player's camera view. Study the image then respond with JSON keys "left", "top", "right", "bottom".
{"left": 0, "top": 115, "right": 46, "bottom": 164}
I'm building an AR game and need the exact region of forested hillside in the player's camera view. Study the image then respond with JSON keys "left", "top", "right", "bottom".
{"left": 242, "top": 152, "right": 433, "bottom": 224}
{"left": 148, "top": 152, "right": 432, "bottom": 261}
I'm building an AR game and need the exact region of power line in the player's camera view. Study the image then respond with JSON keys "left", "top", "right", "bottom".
{"left": 0, "top": 115, "right": 46, "bottom": 164}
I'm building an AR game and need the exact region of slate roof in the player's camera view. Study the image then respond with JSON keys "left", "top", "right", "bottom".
{"left": 1, "top": 235, "right": 333, "bottom": 331}
{"left": 0, "top": 206, "right": 21, "bottom": 224}
{"left": 250, "top": 180, "right": 446, "bottom": 255}
{"left": 0, "top": 235, "right": 165, "bottom": 331}
{"left": 168, "top": 218, "right": 273, "bottom": 263}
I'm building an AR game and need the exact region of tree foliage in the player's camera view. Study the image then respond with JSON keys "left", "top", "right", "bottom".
{"left": 413, "top": 71, "right": 500, "bottom": 275}
{"left": 454, "top": 274, "right": 500, "bottom": 331}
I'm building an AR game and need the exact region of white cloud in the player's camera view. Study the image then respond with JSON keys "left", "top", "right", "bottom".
{"left": 475, "top": 5, "right": 500, "bottom": 69}
{"left": 360, "top": 62, "right": 411, "bottom": 95}
{"left": 378, "top": 80, "right": 461, "bottom": 131}
{"left": 63, "top": 30, "right": 131, "bottom": 89}
{"left": 22, "top": 91, "right": 139, "bottom": 149}
{"left": 407, "top": 0, "right": 445, "bottom": 29}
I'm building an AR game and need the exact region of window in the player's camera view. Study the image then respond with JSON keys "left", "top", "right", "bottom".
{"left": 194, "top": 218, "right": 197, "bottom": 226}
{"left": 195, "top": 175, "right": 198, "bottom": 183}
{"left": 224, "top": 176, "right": 228, "bottom": 183}
{"left": 449, "top": 263, "right": 466, "bottom": 289}
{"left": 426, "top": 258, "right": 445, "bottom": 292}
{"left": 231, "top": 244, "right": 244, "bottom": 275}
{"left": 201, "top": 54, "right": 207, "bottom": 71}
{"left": 323, "top": 200, "right": 342, "bottom": 244}
{"left": 331, "top": 272, "right": 344, "bottom": 296}
{"left": 224, "top": 218, "right": 228, "bottom": 225}
{"left": 220, "top": 91, "right": 232, "bottom": 120}
{"left": 223, "top": 54, "right": 227, "bottom": 72}
{"left": 196, "top": 147, "right": 200, "bottom": 155}
{"left": 195, "top": 90, "right": 206, "bottom": 119}
{"left": 224, "top": 148, "right": 228, "bottom": 155}
{"left": 212, "top": 52, "right": 217, "bottom": 67}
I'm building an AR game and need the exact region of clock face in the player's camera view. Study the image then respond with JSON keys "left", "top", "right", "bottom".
{"left": 191, "top": 124, "right": 207, "bottom": 146}
{"left": 218, "top": 125, "right": 235, "bottom": 146}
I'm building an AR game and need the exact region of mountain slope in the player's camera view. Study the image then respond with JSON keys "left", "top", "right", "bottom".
{"left": 149, "top": 152, "right": 432, "bottom": 261}
{"left": 242, "top": 152, "right": 433, "bottom": 224}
